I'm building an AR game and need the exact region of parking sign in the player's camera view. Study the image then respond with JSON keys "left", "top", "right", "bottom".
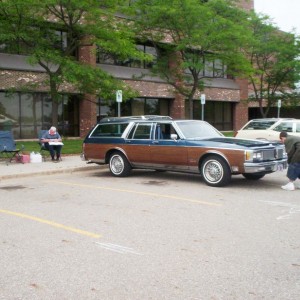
{"left": 116, "top": 90, "right": 122, "bottom": 103}
{"left": 200, "top": 94, "right": 206, "bottom": 105}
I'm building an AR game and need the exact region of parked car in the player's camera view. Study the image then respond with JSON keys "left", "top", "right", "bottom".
{"left": 235, "top": 118, "right": 300, "bottom": 141}
{"left": 82, "top": 116, "right": 287, "bottom": 187}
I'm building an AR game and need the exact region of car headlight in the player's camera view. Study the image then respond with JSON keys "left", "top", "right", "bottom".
{"left": 245, "top": 150, "right": 263, "bottom": 161}
{"left": 253, "top": 151, "right": 263, "bottom": 160}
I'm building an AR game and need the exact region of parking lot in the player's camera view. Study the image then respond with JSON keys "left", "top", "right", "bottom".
{"left": 0, "top": 168, "right": 299, "bottom": 300}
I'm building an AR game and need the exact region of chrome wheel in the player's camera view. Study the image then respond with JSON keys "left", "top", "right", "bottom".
{"left": 201, "top": 156, "right": 231, "bottom": 187}
{"left": 109, "top": 152, "right": 131, "bottom": 177}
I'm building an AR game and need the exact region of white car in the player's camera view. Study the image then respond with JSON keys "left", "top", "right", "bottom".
{"left": 235, "top": 118, "right": 300, "bottom": 141}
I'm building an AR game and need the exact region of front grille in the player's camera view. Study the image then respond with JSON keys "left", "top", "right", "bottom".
{"left": 262, "top": 148, "right": 284, "bottom": 160}
{"left": 262, "top": 149, "right": 276, "bottom": 160}
{"left": 276, "top": 148, "right": 284, "bottom": 159}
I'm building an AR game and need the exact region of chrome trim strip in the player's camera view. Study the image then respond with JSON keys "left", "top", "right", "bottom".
{"left": 88, "top": 158, "right": 105, "bottom": 164}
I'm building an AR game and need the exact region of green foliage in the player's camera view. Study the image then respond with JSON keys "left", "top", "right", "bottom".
{"left": 131, "top": 0, "right": 253, "bottom": 118}
{"left": 244, "top": 12, "right": 300, "bottom": 117}
{"left": 0, "top": 0, "right": 144, "bottom": 125}
{"left": 2, "top": 0, "right": 300, "bottom": 122}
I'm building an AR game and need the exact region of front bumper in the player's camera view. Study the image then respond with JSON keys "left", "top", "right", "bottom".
{"left": 244, "top": 158, "right": 287, "bottom": 173}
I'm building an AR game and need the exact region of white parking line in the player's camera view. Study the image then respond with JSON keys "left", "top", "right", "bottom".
{"left": 95, "top": 242, "right": 143, "bottom": 255}
{"left": 262, "top": 201, "right": 300, "bottom": 220}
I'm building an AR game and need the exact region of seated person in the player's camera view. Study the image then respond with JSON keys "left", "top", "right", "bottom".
{"left": 41, "top": 126, "right": 63, "bottom": 161}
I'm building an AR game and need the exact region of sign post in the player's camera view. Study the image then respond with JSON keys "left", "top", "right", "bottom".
{"left": 116, "top": 90, "right": 122, "bottom": 117}
{"left": 200, "top": 94, "right": 206, "bottom": 120}
{"left": 277, "top": 99, "right": 281, "bottom": 118}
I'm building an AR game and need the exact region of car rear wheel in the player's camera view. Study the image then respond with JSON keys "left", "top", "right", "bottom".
{"left": 109, "top": 152, "right": 131, "bottom": 177}
{"left": 201, "top": 156, "right": 231, "bottom": 187}
{"left": 242, "top": 173, "right": 265, "bottom": 180}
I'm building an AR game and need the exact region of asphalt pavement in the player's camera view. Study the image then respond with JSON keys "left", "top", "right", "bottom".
{"left": 0, "top": 155, "right": 99, "bottom": 180}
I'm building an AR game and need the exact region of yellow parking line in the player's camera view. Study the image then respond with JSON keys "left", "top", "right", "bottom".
{"left": 46, "top": 180, "right": 222, "bottom": 207}
{"left": 0, "top": 209, "right": 101, "bottom": 239}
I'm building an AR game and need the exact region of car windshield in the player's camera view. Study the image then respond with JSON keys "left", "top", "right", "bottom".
{"left": 243, "top": 120, "right": 277, "bottom": 130}
{"left": 176, "top": 121, "right": 223, "bottom": 139}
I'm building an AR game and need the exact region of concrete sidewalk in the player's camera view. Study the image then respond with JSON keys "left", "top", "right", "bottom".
{"left": 0, "top": 155, "right": 99, "bottom": 180}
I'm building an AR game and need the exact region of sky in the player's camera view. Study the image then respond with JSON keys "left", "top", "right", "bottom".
{"left": 254, "top": 0, "right": 300, "bottom": 34}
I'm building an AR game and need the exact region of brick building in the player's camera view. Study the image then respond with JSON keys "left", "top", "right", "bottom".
{"left": 0, "top": 0, "right": 254, "bottom": 139}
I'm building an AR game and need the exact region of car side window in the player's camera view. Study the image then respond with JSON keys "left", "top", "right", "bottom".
{"left": 296, "top": 123, "right": 300, "bottom": 133}
{"left": 127, "top": 123, "right": 152, "bottom": 139}
{"left": 273, "top": 122, "right": 293, "bottom": 132}
{"left": 91, "top": 123, "right": 128, "bottom": 137}
{"left": 155, "top": 123, "right": 179, "bottom": 140}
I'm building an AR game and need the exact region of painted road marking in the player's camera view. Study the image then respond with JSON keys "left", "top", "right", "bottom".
{"left": 46, "top": 180, "right": 221, "bottom": 207}
{"left": 95, "top": 242, "right": 143, "bottom": 255}
{"left": 262, "top": 201, "right": 300, "bottom": 220}
{"left": 0, "top": 209, "right": 101, "bottom": 239}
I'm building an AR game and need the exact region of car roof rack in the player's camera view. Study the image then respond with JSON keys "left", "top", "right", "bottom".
{"left": 250, "top": 118, "right": 295, "bottom": 121}
{"left": 99, "top": 115, "right": 172, "bottom": 123}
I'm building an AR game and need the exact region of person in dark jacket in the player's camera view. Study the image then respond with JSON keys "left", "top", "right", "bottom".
{"left": 279, "top": 131, "right": 300, "bottom": 191}
{"left": 41, "top": 126, "right": 63, "bottom": 162}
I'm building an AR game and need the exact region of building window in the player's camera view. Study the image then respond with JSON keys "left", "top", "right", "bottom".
{"left": 0, "top": 92, "right": 79, "bottom": 138}
{"left": 191, "top": 100, "right": 233, "bottom": 130}
{"left": 184, "top": 54, "right": 227, "bottom": 79}
{"left": 97, "top": 97, "right": 169, "bottom": 121}
{"left": 204, "top": 58, "right": 226, "bottom": 78}
{"left": 0, "top": 30, "right": 68, "bottom": 55}
{"left": 97, "top": 44, "right": 157, "bottom": 69}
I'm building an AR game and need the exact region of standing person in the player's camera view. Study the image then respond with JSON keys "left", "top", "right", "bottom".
{"left": 279, "top": 131, "right": 300, "bottom": 191}
{"left": 41, "top": 126, "right": 63, "bottom": 162}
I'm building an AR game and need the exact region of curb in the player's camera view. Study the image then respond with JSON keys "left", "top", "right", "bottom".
{"left": 0, "top": 165, "right": 100, "bottom": 181}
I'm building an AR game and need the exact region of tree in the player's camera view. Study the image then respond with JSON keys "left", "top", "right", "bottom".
{"left": 0, "top": 0, "right": 146, "bottom": 127}
{"left": 131, "top": 0, "right": 253, "bottom": 118}
{"left": 243, "top": 12, "right": 300, "bottom": 117}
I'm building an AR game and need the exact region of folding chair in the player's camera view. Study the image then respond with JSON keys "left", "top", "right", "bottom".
{"left": 0, "top": 131, "right": 23, "bottom": 164}
{"left": 38, "top": 130, "right": 49, "bottom": 161}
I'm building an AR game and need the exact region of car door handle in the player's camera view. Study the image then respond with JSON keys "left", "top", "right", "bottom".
{"left": 152, "top": 141, "right": 159, "bottom": 144}
{"left": 125, "top": 140, "right": 132, "bottom": 143}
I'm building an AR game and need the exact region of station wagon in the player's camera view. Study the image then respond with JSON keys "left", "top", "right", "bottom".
{"left": 82, "top": 116, "right": 287, "bottom": 187}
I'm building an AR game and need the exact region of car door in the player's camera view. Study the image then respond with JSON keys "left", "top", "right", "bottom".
{"left": 150, "top": 122, "right": 188, "bottom": 171}
{"left": 123, "top": 122, "right": 153, "bottom": 167}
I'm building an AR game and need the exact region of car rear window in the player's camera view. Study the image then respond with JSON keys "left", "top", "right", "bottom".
{"left": 243, "top": 120, "right": 277, "bottom": 130}
{"left": 91, "top": 123, "right": 129, "bottom": 137}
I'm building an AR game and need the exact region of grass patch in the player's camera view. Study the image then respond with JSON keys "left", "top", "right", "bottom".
{"left": 16, "top": 138, "right": 83, "bottom": 155}
{"left": 221, "top": 131, "right": 234, "bottom": 137}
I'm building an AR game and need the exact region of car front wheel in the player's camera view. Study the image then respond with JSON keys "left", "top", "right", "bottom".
{"left": 201, "top": 156, "right": 231, "bottom": 187}
{"left": 109, "top": 152, "right": 131, "bottom": 177}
